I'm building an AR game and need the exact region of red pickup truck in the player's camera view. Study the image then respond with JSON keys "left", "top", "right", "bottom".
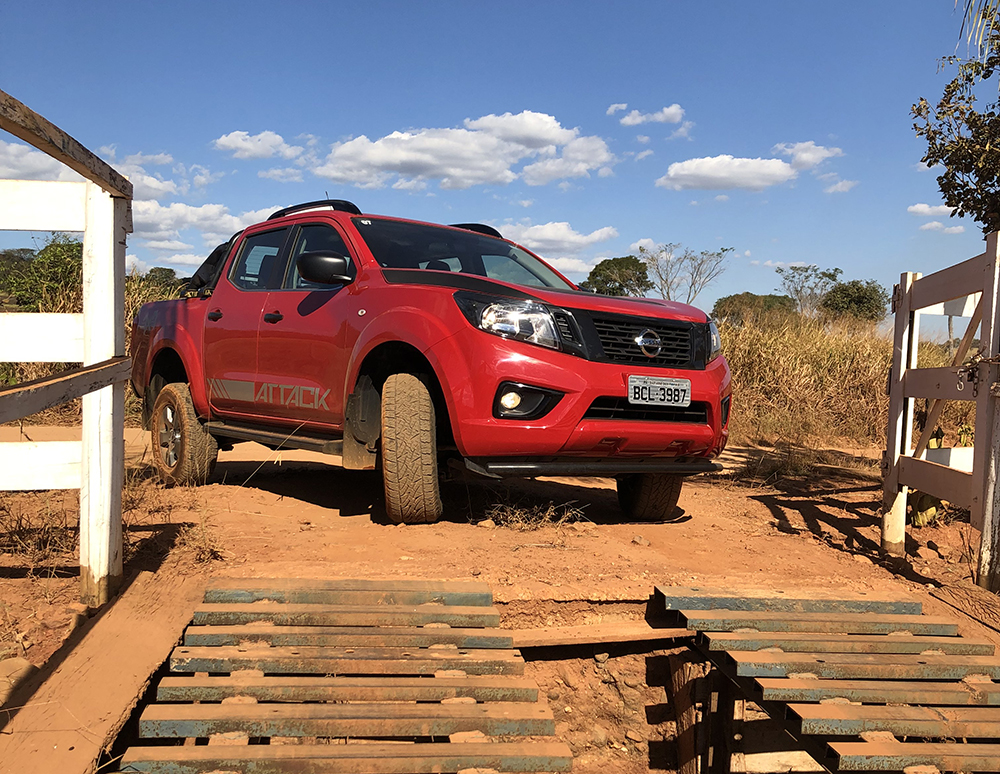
{"left": 130, "top": 200, "right": 731, "bottom": 524}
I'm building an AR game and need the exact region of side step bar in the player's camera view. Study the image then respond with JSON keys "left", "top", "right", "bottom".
{"left": 206, "top": 421, "right": 343, "bottom": 456}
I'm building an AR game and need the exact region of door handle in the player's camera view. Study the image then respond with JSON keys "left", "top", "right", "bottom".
{"left": 263, "top": 312, "right": 284, "bottom": 324}
{"left": 207, "top": 309, "right": 223, "bottom": 321}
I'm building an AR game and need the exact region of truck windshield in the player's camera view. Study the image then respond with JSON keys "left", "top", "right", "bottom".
{"left": 352, "top": 217, "right": 574, "bottom": 290}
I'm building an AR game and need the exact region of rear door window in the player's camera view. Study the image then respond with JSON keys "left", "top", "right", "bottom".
{"left": 231, "top": 229, "right": 287, "bottom": 290}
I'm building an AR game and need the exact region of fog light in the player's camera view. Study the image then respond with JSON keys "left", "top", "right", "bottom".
{"left": 500, "top": 391, "right": 522, "bottom": 410}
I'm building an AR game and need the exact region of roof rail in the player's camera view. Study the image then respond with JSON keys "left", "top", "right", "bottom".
{"left": 450, "top": 223, "right": 503, "bottom": 239}
{"left": 268, "top": 199, "right": 362, "bottom": 220}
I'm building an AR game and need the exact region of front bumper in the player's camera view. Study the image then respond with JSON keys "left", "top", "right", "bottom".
{"left": 428, "top": 327, "right": 731, "bottom": 460}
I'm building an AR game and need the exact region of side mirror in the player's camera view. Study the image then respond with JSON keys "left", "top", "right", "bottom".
{"left": 296, "top": 250, "right": 354, "bottom": 285}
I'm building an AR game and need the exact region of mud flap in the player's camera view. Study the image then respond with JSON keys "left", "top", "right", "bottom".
{"left": 343, "top": 375, "right": 380, "bottom": 470}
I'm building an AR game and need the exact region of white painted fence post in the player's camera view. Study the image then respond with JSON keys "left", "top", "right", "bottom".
{"left": 977, "top": 233, "right": 1000, "bottom": 591}
{"left": 882, "top": 272, "right": 920, "bottom": 556}
{"left": 79, "top": 181, "right": 126, "bottom": 606}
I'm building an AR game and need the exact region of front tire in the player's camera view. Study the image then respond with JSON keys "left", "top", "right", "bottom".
{"left": 617, "top": 473, "right": 683, "bottom": 522}
{"left": 150, "top": 382, "right": 218, "bottom": 486}
{"left": 381, "top": 373, "right": 443, "bottom": 524}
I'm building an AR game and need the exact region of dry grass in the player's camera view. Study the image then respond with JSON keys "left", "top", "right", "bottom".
{"left": 0, "top": 492, "right": 78, "bottom": 571}
{"left": 484, "top": 497, "right": 586, "bottom": 531}
{"left": 175, "top": 516, "right": 226, "bottom": 563}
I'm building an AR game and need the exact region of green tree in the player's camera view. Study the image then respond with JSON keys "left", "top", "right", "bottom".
{"left": 580, "top": 255, "right": 653, "bottom": 296}
{"left": 775, "top": 265, "right": 842, "bottom": 316}
{"left": 712, "top": 292, "right": 795, "bottom": 323}
{"left": 820, "top": 279, "right": 890, "bottom": 321}
{"left": 4, "top": 234, "right": 82, "bottom": 312}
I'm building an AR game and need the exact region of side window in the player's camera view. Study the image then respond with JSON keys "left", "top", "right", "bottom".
{"left": 231, "top": 229, "right": 287, "bottom": 290}
{"left": 286, "top": 224, "right": 354, "bottom": 289}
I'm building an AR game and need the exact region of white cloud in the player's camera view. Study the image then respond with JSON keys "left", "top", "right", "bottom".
{"left": 259, "top": 167, "right": 304, "bottom": 183}
{"left": 606, "top": 103, "right": 628, "bottom": 116}
{"left": 752, "top": 259, "right": 807, "bottom": 269}
{"left": 522, "top": 135, "right": 615, "bottom": 185}
{"left": 630, "top": 238, "right": 656, "bottom": 253}
{"left": 656, "top": 155, "right": 796, "bottom": 191}
{"left": 144, "top": 239, "right": 194, "bottom": 251}
{"left": 668, "top": 121, "right": 695, "bottom": 140}
{"left": 392, "top": 178, "right": 428, "bottom": 191}
{"left": 772, "top": 141, "right": 843, "bottom": 170}
{"left": 214, "top": 130, "right": 303, "bottom": 160}
{"left": 636, "top": 135, "right": 650, "bottom": 144}
{"left": 464, "top": 111, "right": 576, "bottom": 147}
{"left": 620, "top": 105, "right": 684, "bottom": 126}
{"left": 545, "top": 256, "right": 597, "bottom": 275}
{"left": 743, "top": 249, "right": 751, "bottom": 257}
{"left": 715, "top": 194, "right": 729, "bottom": 202}
{"left": 635, "top": 149, "right": 654, "bottom": 161}
{"left": 0, "top": 139, "right": 85, "bottom": 182}
{"left": 156, "top": 253, "right": 215, "bottom": 267}
{"left": 501, "top": 220, "right": 618, "bottom": 256}
{"left": 516, "top": 199, "right": 533, "bottom": 207}
{"left": 133, "top": 201, "right": 278, "bottom": 246}
{"left": 824, "top": 179, "right": 858, "bottom": 193}
{"left": 125, "top": 254, "right": 148, "bottom": 274}
{"left": 908, "top": 203, "right": 954, "bottom": 217}
{"left": 920, "top": 221, "right": 965, "bottom": 234}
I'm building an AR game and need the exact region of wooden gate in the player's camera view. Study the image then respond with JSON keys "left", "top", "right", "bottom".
{"left": 883, "top": 232, "right": 1000, "bottom": 591}
{"left": 0, "top": 89, "right": 132, "bottom": 606}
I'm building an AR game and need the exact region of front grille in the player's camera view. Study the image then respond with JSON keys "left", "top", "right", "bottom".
{"left": 584, "top": 397, "right": 709, "bottom": 423}
{"left": 591, "top": 315, "right": 693, "bottom": 367}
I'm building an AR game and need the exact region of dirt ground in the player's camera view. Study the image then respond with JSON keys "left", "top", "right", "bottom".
{"left": 2, "top": 427, "right": 998, "bottom": 772}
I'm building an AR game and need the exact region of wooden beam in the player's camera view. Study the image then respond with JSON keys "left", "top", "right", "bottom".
{"left": 0, "top": 357, "right": 131, "bottom": 424}
{"left": 904, "top": 365, "right": 971, "bottom": 403}
{"left": 0, "top": 88, "right": 132, "bottom": 201}
{"left": 898, "top": 455, "right": 974, "bottom": 510}
{"left": 0, "top": 180, "right": 87, "bottom": 232}
{"left": 0, "top": 440, "right": 80, "bottom": 490}
{"left": 0, "top": 571, "right": 207, "bottom": 774}
{"left": 511, "top": 621, "right": 691, "bottom": 648}
{"left": 0, "top": 313, "right": 84, "bottom": 363}
{"left": 911, "top": 251, "right": 986, "bottom": 309}
{"left": 980, "top": 232, "right": 1000, "bottom": 587}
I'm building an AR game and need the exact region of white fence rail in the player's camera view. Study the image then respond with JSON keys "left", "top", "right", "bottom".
{"left": 883, "top": 233, "right": 1000, "bottom": 591}
{"left": 0, "top": 89, "right": 132, "bottom": 606}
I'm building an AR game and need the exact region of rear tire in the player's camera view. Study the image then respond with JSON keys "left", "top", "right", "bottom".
{"left": 381, "top": 373, "right": 443, "bottom": 524}
{"left": 617, "top": 473, "right": 683, "bottom": 522}
{"left": 150, "top": 382, "right": 218, "bottom": 486}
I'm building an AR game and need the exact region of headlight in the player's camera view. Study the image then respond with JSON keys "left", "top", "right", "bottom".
{"left": 708, "top": 320, "right": 722, "bottom": 362}
{"left": 480, "top": 302, "right": 559, "bottom": 349}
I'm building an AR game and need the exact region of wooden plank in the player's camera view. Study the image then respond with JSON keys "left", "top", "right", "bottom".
{"left": 120, "top": 741, "right": 574, "bottom": 773}
{"left": 729, "top": 650, "right": 1000, "bottom": 680}
{"left": 184, "top": 624, "right": 513, "bottom": 649}
{"left": 701, "top": 630, "right": 994, "bottom": 655}
{"left": 898, "top": 455, "right": 974, "bottom": 510}
{"left": 0, "top": 313, "right": 84, "bottom": 362}
{"left": 910, "top": 251, "right": 985, "bottom": 309}
{"left": 980, "top": 232, "right": 1000, "bottom": 581}
{"left": 790, "top": 703, "right": 1000, "bottom": 738}
{"left": 669, "top": 653, "right": 709, "bottom": 774}
{"left": 512, "top": 621, "right": 690, "bottom": 648}
{"left": 756, "top": 676, "right": 1000, "bottom": 705}
{"left": 203, "top": 578, "right": 492, "bottom": 607}
{"left": 657, "top": 586, "right": 921, "bottom": 615}
{"left": 883, "top": 271, "right": 919, "bottom": 555}
{"left": 191, "top": 602, "right": 501, "bottom": 628}
{"left": 830, "top": 741, "right": 1000, "bottom": 772}
{"left": 206, "top": 576, "right": 492, "bottom": 596}
{"left": 169, "top": 645, "right": 524, "bottom": 676}
{"left": 0, "top": 570, "right": 207, "bottom": 774}
{"left": 0, "top": 440, "right": 80, "bottom": 490}
{"left": 0, "top": 179, "right": 87, "bottom": 231}
{"left": 903, "top": 365, "right": 969, "bottom": 402}
{"left": 139, "top": 702, "right": 554, "bottom": 739}
{"left": 679, "top": 610, "right": 958, "bottom": 635}
{"left": 0, "top": 357, "right": 131, "bottom": 424}
{"left": 156, "top": 674, "right": 540, "bottom": 704}
{"left": 0, "top": 88, "right": 133, "bottom": 200}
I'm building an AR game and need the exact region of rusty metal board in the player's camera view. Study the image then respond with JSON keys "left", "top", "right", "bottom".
{"left": 120, "top": 740, "right": 574, "bottom": 773}
{"left": 657, "top": 586, "right": 922, "bottom": 615}
{"left": 156, "top": 674, "right": 540, "bottom": 704}
{"left": 828, "top": 741, "right": 1000, "bottom": 772}
{"left": 204, "top": 577, "right": 493, "bottom": 607}
{"left": 170, "top": 645, "right": 524, "bottom": 676}
{"left": 729, "top": 650, "right": 1000, "bottom": 680}
{"left": 790, "top": 703, "right": 1000, "bottom": 737}
{"left": 191, "top": 602, "right": 501, "bottom": 628}
{"left": 681, "top": 609, "right": 958, "bottom": 635}
{"left": 756, "top": 676, "right": 1000, "bottom": 706}
{"left": 700, "top": 630, "right": 994, "bottom": 655}
{"left": 183, "top": 624, "right": 513, "bottom": 649}
{"left": 139, "top": 701, "right": 556, "bottom": 739}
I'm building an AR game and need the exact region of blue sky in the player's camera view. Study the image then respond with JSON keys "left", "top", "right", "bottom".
{"left": 0, "top": 1, "right": 988, "bottom": 314}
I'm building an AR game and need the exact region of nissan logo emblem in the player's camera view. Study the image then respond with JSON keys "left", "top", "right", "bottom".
{"left": 634, "top": 329, "right": 662, "bottom": 358}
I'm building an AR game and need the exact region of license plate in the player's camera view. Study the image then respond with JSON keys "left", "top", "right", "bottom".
{"left": 627, "top": 375, "right": 691, "bottom": 407}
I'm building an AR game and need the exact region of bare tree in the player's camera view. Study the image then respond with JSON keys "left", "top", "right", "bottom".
{"left": 639, "top": 243, "right": 732, "bottom": 305}
{"left": 774, "top": 264, "right": 842, "bottom": 316}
